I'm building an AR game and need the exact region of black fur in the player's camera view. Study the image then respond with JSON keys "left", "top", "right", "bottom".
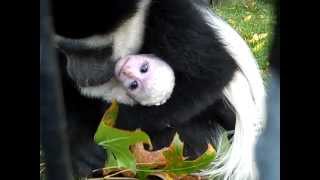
{"left": 52, "top": 0, "right": 238, "bottom": 177}
{"left": 65, "top": 46, "right": 115, "bottom": 87}
{"left": 58, "top": 54, "right": 108, "bottom": 174}
{"left": 52, "top": 0, "right": 140, "bottom": 38}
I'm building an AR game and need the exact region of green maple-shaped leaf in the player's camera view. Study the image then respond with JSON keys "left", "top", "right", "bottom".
{"left": 93, "top": 100, "right": 220, "bottom": 179}
{"left": 94, "top": 100, "right": 151, "bottom": 174}
{"left": 162, "top": 133, "right": 217, "bottom": 176}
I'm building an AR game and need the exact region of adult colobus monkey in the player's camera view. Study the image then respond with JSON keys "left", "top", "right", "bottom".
{"left": 51, "top": 0, "right": 266, "bottom": 179}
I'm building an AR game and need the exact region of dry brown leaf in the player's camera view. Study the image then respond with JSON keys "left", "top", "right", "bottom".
{"left": 146, "top": 173, "right": 202, "bottom": 180}
{"left": 119, "top": 170, "right": 135, "bottom": 177}
{"left": 131, "top": 143, "right": 168, "bottom": 168}
{"left": 179, "top": 175, "right": 202, "bottom": 180}
{"left": 243, "top": 15, "right": 252, "bottom": 21}
{"left": 147, "top": 173, "right": 174, "bottom": 180}
{"left": 91, "top": 167, "right": 135, "bottom": 178}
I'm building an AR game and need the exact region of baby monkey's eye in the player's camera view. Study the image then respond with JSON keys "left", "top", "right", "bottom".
{"left": 140, "top": 62, "right": 149, "bottom": 73}
{"left": 129, "top": 80, "right": 138, "bottom": 90}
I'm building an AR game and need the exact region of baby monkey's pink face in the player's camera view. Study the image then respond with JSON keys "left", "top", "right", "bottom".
{"left": 114, "top": 54, "right": 175, "bottom": 106}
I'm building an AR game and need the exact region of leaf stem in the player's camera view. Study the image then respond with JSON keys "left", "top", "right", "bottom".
{"left": 104, "top": 169, "right": 133, "bottom": 178}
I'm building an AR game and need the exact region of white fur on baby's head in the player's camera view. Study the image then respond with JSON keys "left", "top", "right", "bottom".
{"left": 137, "top": 58, "right": 175, "bottom": 106}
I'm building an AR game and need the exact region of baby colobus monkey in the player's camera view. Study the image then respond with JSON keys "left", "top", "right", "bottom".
{"left": 115, "top": 54, "right": 175, "bottom": 106}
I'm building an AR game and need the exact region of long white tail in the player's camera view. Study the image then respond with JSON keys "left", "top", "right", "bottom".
{"left": 197, "top": 6, "right": 266, "bottom": 180}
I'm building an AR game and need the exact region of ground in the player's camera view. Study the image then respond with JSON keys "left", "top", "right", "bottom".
{"left": 213, "top": 0, "right": 276, "bottom": 82}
